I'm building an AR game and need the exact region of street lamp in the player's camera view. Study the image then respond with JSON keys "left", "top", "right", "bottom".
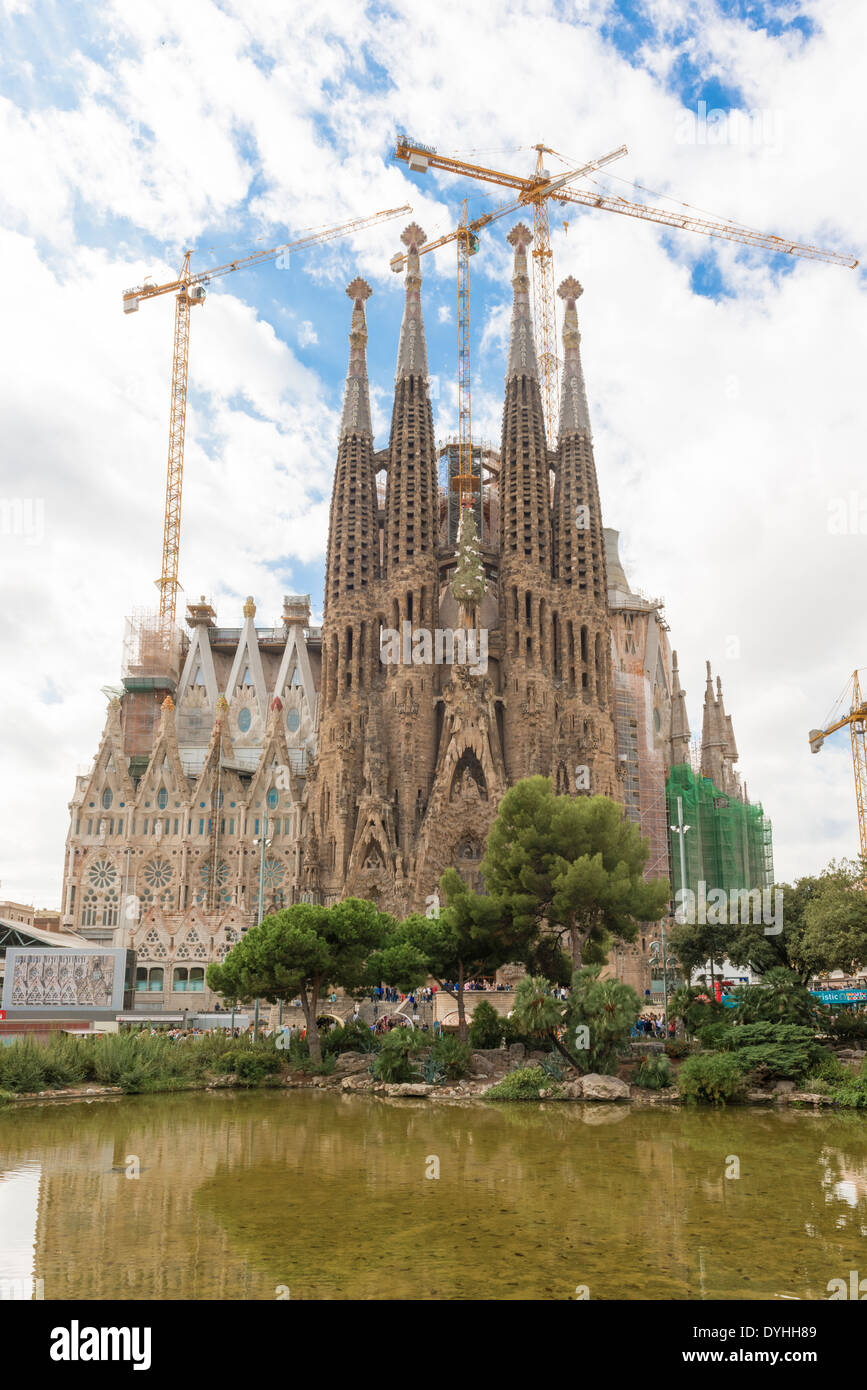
{"left": 251, "top": 816, "right": 273, "bottom": 1044}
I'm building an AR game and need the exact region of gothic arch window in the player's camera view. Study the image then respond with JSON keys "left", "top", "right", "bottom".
{"left": 101, "top": 788, "right": 113, "bottom": 810}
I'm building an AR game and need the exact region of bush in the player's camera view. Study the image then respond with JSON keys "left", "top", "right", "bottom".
{"left": 41, "top": 1033, "right": 91, "bottom": 1087}
{"left": 430, "top": 1036, "right": 472, "bottom": 1081}
{"left": 696, "top": 1021, "right": 736, "bottom": 1051}
{"left": 321, "top": 1019, "right": 376, "bottom": 1055}
{"left": 467, "top": 1000, "right": 504, "bottom": 1049}
{"left": 234, "top": 1051, "right": 281, "bottom": 1085}
{"left": 664, "top": 1037, "right": 692, "bottom": 1060}
{"left": 565, "top": 966, "right": 641, "bottom": 1074}
{"left": 634, "top": 1055, "right": 674, "bottom": 1090}
{"left": 828, "top": 1075, "right": 867, "bottom": 1109}
{"left": 371, "top": 1030, "right": 420, "bottom": 1084}
{"left": 485, "top": 1065, "right": 558, "bottom": 1101}
{"left": 728, "top": 969, "right": 818, "bottom": 1025}
{"left": 0, "top": 1042, "right": 47, "bottom": 1093}
{"left": 678, "top": 1053, "right": 748, "bottom": 1106}
{"left": 826, "top": 1010, "right": 867, "bottom": 1041}
{"left": 714, "top": 1023, "right": 829, "bottom": 1081}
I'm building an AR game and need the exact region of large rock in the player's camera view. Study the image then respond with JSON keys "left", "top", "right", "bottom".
{"left": 471, "top": 1053, "right": 496, "bottom": 1076}
{"left": 561, "top": 1079, "right": 585, "bottom": 1100}
{"left": 389, "top": 1082, "right": 433, "bottom": 1097}
{"left": 581, "top": 1073, "right": 631, "bottom": 1102}
{"left": 508, "top": 1042, "right": 526, "bottom": 1069}
{"left": 334, "top": 1053, "right": 371, "bottom": 1076}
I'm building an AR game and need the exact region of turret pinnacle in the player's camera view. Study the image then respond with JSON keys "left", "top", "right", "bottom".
{"left": 701, "top": 660, "right": 738, "bottom": 792}
{"left": 669, "top": 651, "right": 691, "bottom": 767}
{"left": 506, "top": 223, "right": 538, "bottom": 379}
{"left": 557, "top": 276, "right": 591, "bottom": 439}
{"left": 339, "top": 277, "right": 373, "bottom": 438}
{"left": 395, "top": 223, "right": 429, "bottom": 381}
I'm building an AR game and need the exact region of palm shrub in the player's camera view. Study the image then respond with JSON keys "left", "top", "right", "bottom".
{"left": 565, "top": 966, "right": 641, "bottom": 1074}
{"left": 371, "top": 1030, "right": 421, "bottom": 1084}
{"left": 669, "top": 985, "right": 727, "bottom": 1036}
{"left": 678, "top": 1053, "right": 748, "bottom": 1105}
{"left": 634, "top": 1055, "right": 674, "bottom": 1090}
{"left": 430, "top": 1036, "right": 472, "bottom": 1080}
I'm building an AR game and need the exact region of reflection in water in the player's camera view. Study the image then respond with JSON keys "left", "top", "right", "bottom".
{"left": 0, "top": 1093, "right": 866, "bottom": 1300}
{"left": 0, "top": 1162, "right": 41, "bottom": 1298}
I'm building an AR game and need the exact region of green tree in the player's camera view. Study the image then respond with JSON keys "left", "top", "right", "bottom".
{"left": 207, "top": 898, "right": 426, "bottom": 1061}
{"left": 482, "top": 777, "right": 669, "bottom": 969}
{"left": 511, "top": 975, "right": 583, "bottom": 1070}
{"left": 565, "top": 965, "right": 641, "bottom": 1074}
{"left": 397, "top": 869, "right": 531, "bottom": 1042}
{"left": 801, "top": 866, "right": 867, "bottom": 976}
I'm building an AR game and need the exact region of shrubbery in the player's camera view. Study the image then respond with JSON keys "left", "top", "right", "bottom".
{"left": 678, "top": 1053, "right": 748, "bottom": 1105}
{"left": 467, "top": 1000, "right": 504, "bottom": 1049}
{"left": 484, "top": 1065, "right": 557, "bottom": 1101}
{"left": 634, "top": 1055, "right": 674, "bottom": 1090}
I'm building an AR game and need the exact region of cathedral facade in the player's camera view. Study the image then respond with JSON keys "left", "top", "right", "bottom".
{"left": 59, "top": 219, "right": 624, "bottom": 1008}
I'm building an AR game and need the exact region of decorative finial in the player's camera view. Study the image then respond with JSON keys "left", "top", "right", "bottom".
{"left": 507, "top": 222, "right": 533, "bottom": 252}
{"left": 216, "top": 694, "right": 229, "bottom": 713}
{"left": 401, "top": 222, "right": 427, "bottom": 251}
{"left": 558, "top": 275, "right": 584, "bottom": 305}
{"left": 243, "top": 596, "right": 256, "bottom": 619}
{"left": 161, "top": 694, "right": 175, "bottom": 712}
{"left": 270, "top": 696, "right": 283, "bottom": 713}
{"left": 346, "top": 277, "right": 372, "bottom": 304}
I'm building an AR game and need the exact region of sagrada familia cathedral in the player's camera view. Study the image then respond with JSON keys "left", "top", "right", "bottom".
{"left": 58, "top": 221, "right": 763, "bottom": 1006}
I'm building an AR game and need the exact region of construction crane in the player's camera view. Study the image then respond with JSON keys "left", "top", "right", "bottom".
{"left": 122, "top": 204, "right": 411, "bottom": 653}
{"left": 395, "top": 135, "right": 858, "bottom": 444}
{"left": 389, "top": 148, "right": 626, "bottom": 519}
{"left": 809, "top": 671, "right": 867, "bottom": 867}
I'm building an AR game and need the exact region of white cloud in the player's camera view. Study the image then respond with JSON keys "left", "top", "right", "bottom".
{"left": 297, "top": 319, "right": 318, "bottom": 346}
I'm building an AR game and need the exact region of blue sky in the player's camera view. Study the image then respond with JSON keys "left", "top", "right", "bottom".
{"left": 1, "top": 0, "right": 865, "bottom": 903}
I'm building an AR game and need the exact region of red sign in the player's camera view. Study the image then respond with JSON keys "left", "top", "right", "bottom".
{"left": 0, "top": 1010, "right": 6, "bottom": 1020}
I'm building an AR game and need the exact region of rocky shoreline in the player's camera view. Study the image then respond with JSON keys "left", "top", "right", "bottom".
{"left": 0, "top": 1043, "right": 844, "bottom": 1110}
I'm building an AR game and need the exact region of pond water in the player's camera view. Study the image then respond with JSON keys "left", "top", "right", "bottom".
{"left": 1, "top": 1091, "right": 865, "bottom": 1300}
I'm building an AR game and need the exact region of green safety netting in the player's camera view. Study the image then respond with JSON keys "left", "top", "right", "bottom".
{"left": 666, "top": 762, "right": 774, "bottom": 899}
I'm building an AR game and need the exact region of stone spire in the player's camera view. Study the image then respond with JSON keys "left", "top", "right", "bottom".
{"left": 324, "top": 278, "right": 380, "bottom": 615}
{"left": 498, "top": 222, "right": 550, "bottom": 572}
{"left": 339, "top": 277, "right": 373, "bottom": 438}
{"left": 395, "top": 222, "right": 429, "bottom": 381}
{"left": 506, "top": 223, "right": 539, "bottom": 379}
{"left": 557, "top": 276, "right": 591, "bottom": 439}
{"left": 384, "top": 222, "right": 439, "bottom": 576}
{"left": 551, "top": 275, "right": 605, "bottom": 602}
{"left": 669, "top": 651, "right": 691, "bottom": 767}
{"left": 701, "top": 661, "right": 736, "bottom": 792}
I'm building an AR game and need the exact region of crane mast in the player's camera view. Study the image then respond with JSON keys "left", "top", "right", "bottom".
{"left": 124, "top": 204, "right": 411, "bottom": 655}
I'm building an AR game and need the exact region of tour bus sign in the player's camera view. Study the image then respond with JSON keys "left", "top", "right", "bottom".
{"left": 810, "top": 988, "right": 867, "bottom": 1005}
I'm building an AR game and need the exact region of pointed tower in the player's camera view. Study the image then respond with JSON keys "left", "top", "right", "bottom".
{"left": 325, "top": 277, "right": 378, "bottom": 616}
{"left": 498, "top": 223, "right": 551, "bottom": 573}
{"left": 669, "top": 651, "right": 691, "bottom": 767}
{"left": 375, "top": 221, "right": 439, "bottom": 876}
{"left": 701, "top": 661, "right": 739, "bottom": 792}
{"left": 383, "top": 223, "right": 439, "bottom": 580}
{"left": 552, "top": 277, "right": 607, "bottom": 607}
{"left": 547, "top": 275, "right": 617, "bottom": 799}
{"left": 317, "top": 279, "right": 384, "bottom": 901}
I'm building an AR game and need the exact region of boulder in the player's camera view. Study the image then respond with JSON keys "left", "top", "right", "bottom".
{"left": 390, "top": 1082, "right": 433, "bottom": 1097}
{"left": 561, "top": 1079, "right": 585, "bottom": 1100}
{"left": 508, "top": 1042, "right": 525, "bottom": 1069}
{"left": 581, "top": 1073, "right": 631, "bottom": 1102}
{"left": 471, "top": 1053, "right": 495, "bottom": 1076}
{"left": 334, "top": 1053, "right": 370, "bottom": 1076}
{"left": 774, "top": 1079, "right": 796, "bottom": 1094}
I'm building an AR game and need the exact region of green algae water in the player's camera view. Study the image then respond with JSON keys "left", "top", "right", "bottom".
{"left": 1, "top": 1091, "right": 866, "bottom": 1300}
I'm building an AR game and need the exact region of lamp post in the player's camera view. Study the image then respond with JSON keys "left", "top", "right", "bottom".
{"left": 252, "top": 816, "right": 272, "bottom": 1044}
{"left": 669, "top": 794, "right": 694, "bottom": 1008}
